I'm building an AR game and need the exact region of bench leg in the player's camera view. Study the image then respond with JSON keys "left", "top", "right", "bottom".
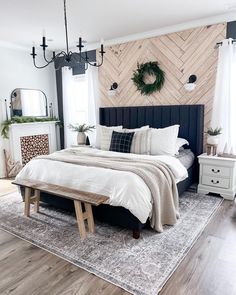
{"left": 74, "top": 200, "right": 87, "bottom": 240}
{"left": 24, "top": 187, "right": 31, "bottom": 217}
{"left": 85, "top": 203, "right": 95, "bottom": 234}
{"left": 34, "top": 189, "right": 40, "bottom": 213}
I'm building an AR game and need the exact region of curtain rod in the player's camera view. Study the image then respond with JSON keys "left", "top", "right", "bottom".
{"left": 215, "top": 39, "right": 236, "bottom": 48}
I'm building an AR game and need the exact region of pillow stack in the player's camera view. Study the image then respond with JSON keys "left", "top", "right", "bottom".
{"left": 96, "top": 125, "right": 123, "bottom": 150}
{"left": 150, "top": 125, "right": 179, "bottom": 156}
{"left": 123, "top": 126, "right": 151, "bottom": 154}
{"left": 96, "top": 124, "right": 189, "bottom": 156}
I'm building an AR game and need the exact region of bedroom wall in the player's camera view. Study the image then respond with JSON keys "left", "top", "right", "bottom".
{"left": 97, "top": 23, "right": 226, "bottom": 131}
{"left": 0, "top": 45, "right": 57, "bottom": 178}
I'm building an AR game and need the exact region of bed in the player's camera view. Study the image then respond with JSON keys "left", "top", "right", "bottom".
{"left": 18, "top": 104, "right": 204, "bottom": 238}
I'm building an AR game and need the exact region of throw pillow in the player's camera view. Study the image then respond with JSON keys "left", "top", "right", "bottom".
{"left": 109, "top": 131, "right": 135, "bottom": 153}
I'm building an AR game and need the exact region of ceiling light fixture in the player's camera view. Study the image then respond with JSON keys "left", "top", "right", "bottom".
{"left": 30, "top": 0, "right": 105, "bottom": 69}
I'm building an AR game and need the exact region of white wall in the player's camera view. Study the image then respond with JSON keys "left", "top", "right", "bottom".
{"left": 0, "top": 45, "right": 57, "bottom": 178}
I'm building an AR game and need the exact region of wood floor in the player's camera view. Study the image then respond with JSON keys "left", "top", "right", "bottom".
{"left": 0, "top": 194, "right": 236, "bottom": 295}
{"left": 0, "top": 179, "right": 17, "bottom": 197}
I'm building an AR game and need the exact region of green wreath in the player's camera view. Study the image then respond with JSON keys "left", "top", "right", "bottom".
{"left": 131, "top": 61, "right": 165, "bottom": 96}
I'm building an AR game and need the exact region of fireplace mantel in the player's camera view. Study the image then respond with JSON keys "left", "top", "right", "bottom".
{"left": 9, "top": 121, "right": 58, "bottom": 165}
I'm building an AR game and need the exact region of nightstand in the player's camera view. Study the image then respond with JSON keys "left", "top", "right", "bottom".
{"left": 197, "top": 153, "right": 236, "bottom": 200}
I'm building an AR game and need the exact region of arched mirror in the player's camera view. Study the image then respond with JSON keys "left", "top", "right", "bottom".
{"left": 10, "top": 88, "right": 48, "bottom": 117}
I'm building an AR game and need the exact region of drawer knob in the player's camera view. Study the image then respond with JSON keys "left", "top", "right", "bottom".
{"left": 211, "top": 168, "right": 220, "bottom": 173}
{"left": 211, "top": 180, "right": 219, "bottom": 184}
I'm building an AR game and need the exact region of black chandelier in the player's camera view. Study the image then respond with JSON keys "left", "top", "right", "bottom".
{"left": 31, "top": 0, "right": 105, "bottom": 69}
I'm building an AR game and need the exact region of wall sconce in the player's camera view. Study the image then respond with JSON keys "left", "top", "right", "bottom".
{"left": 108, "top": 82, "right": 118, "bottom": 96}
{"left": 184, "top": 75, "right": 197, "bottom": 92}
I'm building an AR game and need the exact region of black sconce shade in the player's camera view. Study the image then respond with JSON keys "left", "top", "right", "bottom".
{"left": 188, "top": 75, "right": 197, "bottom": 83}
{"left": 110, "top": 82, "right": 118, "bottom": 90}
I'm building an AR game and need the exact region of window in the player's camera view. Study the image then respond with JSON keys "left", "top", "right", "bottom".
{"left": 62, "top": 66, "right": 98, "bottom": 147}
{"left": 70, "top": 74, "right": 89, "bottom": 125}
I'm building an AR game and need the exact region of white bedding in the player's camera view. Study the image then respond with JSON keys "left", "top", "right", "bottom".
{"left": 16, "top": 147, "right": 188, "bottom": 224}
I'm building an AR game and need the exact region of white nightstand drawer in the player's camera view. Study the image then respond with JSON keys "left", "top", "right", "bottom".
{"left": 202, "top": 176, "right": 230, "bottom": 189}
{"left": 202, "top": 165, "right": 230, "bottom": 177}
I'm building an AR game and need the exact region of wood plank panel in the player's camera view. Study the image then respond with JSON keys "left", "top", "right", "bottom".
{"left": 97, "top": 23, "right": 226, "bottom": 131}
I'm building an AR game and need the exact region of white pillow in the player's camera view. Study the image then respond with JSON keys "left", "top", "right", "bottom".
{"left": 150, "top": 125, "right": 180, "bottom": 156}
{"left": 96, "top": 125, "right": 123, "bottom": 150}
{"left": 123, "top": 125, "right": 149, "bottom": 132}
{"left": 122, "top": 126, "right": 150, "bottom": 154}
{"left": 175, "top": 138, "right": 189, "bottom": 155}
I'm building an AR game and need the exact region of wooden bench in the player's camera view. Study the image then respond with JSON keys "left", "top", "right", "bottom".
{"left": 12, "top": 179, "right": 109, "bottom": 240}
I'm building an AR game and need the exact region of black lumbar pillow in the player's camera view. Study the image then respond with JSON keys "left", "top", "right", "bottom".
{"left": 109, "top": 131, "right": 134, "bottom": 153}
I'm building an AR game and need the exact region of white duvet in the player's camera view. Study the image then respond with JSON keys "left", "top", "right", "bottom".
{"left": 16, "top": 147, "right": 188, "bottom": 223}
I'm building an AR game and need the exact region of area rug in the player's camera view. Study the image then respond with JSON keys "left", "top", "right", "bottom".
{"left": 0, "top": 192, "right": 222, "bottom": 295}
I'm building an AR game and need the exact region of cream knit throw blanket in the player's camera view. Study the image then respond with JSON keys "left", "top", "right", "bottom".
{"left": 37, "top": 149, "right": 179, "bottom": 232}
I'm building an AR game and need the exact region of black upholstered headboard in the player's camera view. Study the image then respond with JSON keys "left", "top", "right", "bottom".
{"left": 99, "top": 104, "right": 204, "bottom": 156}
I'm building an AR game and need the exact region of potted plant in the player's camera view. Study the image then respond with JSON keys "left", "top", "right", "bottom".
{"left": 68, "top": 123, "right": 95, "bottom": 145}
{"left": 205, "top": 127, "right": 222, "bottom": 145}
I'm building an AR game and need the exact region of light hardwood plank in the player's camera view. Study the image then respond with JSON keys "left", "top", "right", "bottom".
{"left": 0, "top": 179, "right": 17, "bottom": 197}
{"left": 0, "top": 200, "right": 235, "bottom": 294}
{"left": 97, "top": 23, "right": 226, "bottom": 133}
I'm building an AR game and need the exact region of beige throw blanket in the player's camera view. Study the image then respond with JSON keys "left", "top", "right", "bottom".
{"left": 37, "top": 149, "right": 179, "bottom": 232}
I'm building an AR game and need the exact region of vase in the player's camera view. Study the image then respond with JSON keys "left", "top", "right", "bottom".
{"left": 77, "top": 132, "right": 86, "bottom": 145}
{"left": 207, "top": 135, "right": 219, "bottom": 145}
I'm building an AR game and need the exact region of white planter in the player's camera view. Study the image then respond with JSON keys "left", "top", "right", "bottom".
{"left": 77, "top": 132, "right": 86, "bottom": 145}
{"left": 207, "top": 135, "right": 219, "bottom": 145}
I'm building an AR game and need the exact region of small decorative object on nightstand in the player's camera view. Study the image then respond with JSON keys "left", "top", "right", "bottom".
{"left": 68, "top": 123, "right": 95, "bottom": 145}
{"left": 206, "top": 144, "right": 217, "bottom": 156}
{"left": 205, "top": 127, "right": 222, "bottom": 155}
{"left": 198, "top": 153, "right": 236, "bottom": 200}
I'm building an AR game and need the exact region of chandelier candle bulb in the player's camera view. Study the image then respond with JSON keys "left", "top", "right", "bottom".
{"left": 31, "top": 45, "right": 36, "bottom": 57}
{"left": 100, "top": 44, "right": 105, "bottom": 55}
{"left": 41, "top": 36, "right": 48, "bottom": 49}
{"left": 78, "top": 37, "right": 83, "bottom": 50}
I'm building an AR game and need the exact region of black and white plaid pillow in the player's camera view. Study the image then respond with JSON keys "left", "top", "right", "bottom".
{"left": 109, "top": 131, "right": 134, "bottom": 153}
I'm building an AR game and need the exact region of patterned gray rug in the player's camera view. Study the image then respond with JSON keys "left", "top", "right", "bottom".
{"left": 0, "top": 192, "right": 222, "bottom": 295}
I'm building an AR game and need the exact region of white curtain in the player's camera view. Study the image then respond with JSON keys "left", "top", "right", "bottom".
{"left": 62, "top": 66, "right": 99, "bottom": 148}
{"left": 86, "top": 66, "right": 99, "bottom": 146}
{"left": 211, "top": 39, "right": 236, "bottom": 154}
{"left": 62, "top": 67, "right": 76, "bottom": 148}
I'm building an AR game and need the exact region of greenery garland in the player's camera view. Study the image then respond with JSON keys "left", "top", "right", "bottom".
{"left": 131, "top": 61, "right": 165, "bottom": 96}
{"left": 1, "top": 116, "right": 61, "bottom": 139}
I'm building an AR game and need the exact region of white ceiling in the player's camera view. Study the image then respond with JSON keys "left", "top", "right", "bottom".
{"left": 0, "top": 0, "right": 236, "bottom": 51}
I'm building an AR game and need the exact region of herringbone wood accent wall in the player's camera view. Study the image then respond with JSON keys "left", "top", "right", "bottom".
{"left": 97, "top": 23, "right": 226, "bottom": 129}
